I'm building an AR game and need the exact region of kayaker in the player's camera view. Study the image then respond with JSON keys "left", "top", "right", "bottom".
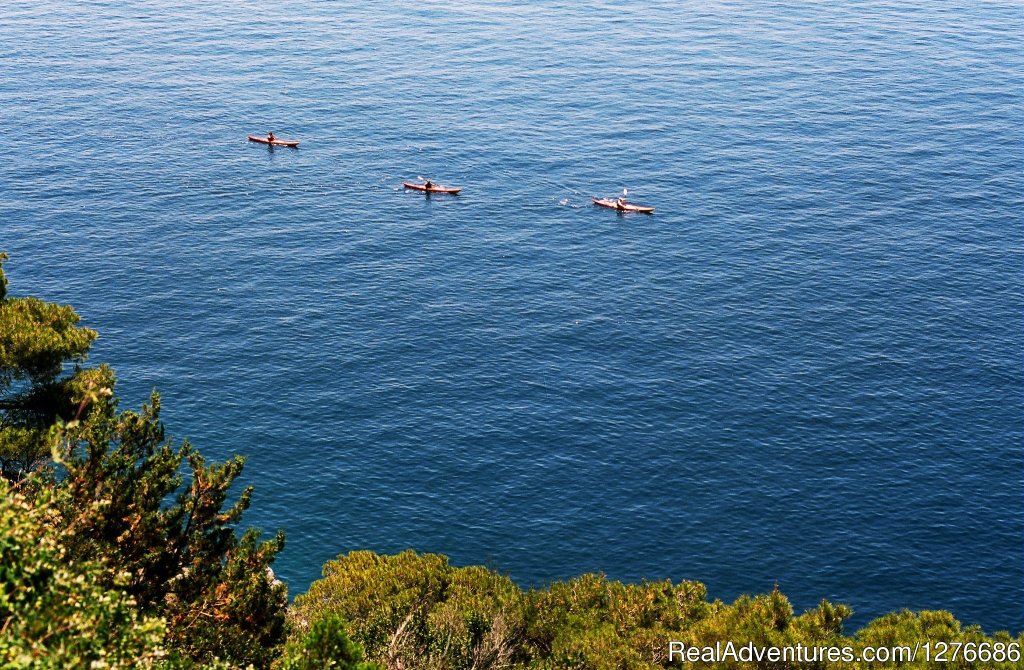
{"left": 267, "top": 131, "right": 276, "bottom": 143}
{"left": 423, "top": 179, "right": 434, "bottom": 190}
{"left": 616, "top": 197, "right": 626, "bottom": 209}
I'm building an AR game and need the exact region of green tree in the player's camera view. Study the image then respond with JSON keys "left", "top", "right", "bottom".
{"left": 47, "top": 390, "right": 289, "bottom": 669}
{"left": 0, "top": 254, "right": 289, "bottom": 668}
{"left": 0, "top": 252, "right": 99, "bottom": 479}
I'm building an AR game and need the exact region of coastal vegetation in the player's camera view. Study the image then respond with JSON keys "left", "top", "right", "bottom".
{"left": 292, "top": 551, "right": 1023, "bottom": 670}
{"left": 1, "top": 252, "right": 1020, "bottom": 668}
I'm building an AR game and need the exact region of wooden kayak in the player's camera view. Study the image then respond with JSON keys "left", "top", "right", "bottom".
{"left": 593, "top": 198, "right": 654, "bottom": 214}
{"left": 403, "top": 182, "right": 462, "bottom": 194}
{"left": 248, "top": 135, "right": 300, "bottom": 147}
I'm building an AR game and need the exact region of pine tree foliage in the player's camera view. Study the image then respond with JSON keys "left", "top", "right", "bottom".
{"left": 0, "top": 253, "right": 99, "bottom": 478}
{"left": 1, "top": 254, "right": 289, "bottom": 668}
{"left": 49, "top": 392, "right": 289, "bottom": 669}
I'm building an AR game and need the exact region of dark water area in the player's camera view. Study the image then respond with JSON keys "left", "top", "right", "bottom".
{"left": 3, "top": 0, "right": 1022, "bottom": 632}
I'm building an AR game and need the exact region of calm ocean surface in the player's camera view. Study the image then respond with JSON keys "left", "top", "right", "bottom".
{"left": 3, "top": 0, "right": 1022, "bottom": 632}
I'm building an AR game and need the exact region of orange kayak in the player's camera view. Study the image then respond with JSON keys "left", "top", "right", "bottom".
{"left": 248, "top": 135, "right": 300, "bottom": 147}
{"left": 593, "top": 198, "right": 654, "bottom": 214}
{"left": 403, "top": 182, "right": 462, "bottom": 194}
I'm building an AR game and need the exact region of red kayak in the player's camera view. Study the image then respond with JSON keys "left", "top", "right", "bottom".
{"left": 403, "top": 182, "right": 461, "bottom": 194}
{"left": 248, "top": 135, "right": 300, "bottom": 147}
{"left": 593, "top": 198, "right": 654, "bottom": 214}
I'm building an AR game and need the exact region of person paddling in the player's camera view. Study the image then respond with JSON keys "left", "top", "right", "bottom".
{"left": 267, "top": 131, "right": 276, "bottom": 143}
{"left": 423, "top": 179, "right": 434, "bottom": 190}
{"left": 616, "top": 197, "right": 627, "bottom": 210}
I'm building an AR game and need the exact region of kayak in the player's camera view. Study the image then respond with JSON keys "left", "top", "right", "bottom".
{"left": 592, "top": 198, "right": 654, "bottom": 214}
{"left": 248, "top": 135, "right": 300, "bottom": 147}
{"left": 402, "top": 182, "right": 462, "bottom": 194}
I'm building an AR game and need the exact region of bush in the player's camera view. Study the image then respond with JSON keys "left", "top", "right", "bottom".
{"left": 292, "top": 551, "right": 1024, "bottom": 670}
{"left": 0, "top": 478, "right": 169, "bottom": 669}
{"left": 277, "top": 614, "right": 380, "bottom": 670}
{"left": 293, "top": 550, "right": 525, "bottom": 670}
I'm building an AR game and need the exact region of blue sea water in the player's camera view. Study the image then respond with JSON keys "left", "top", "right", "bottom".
{"left": 2, "top": 0, "right": 1022, "bottom": 633}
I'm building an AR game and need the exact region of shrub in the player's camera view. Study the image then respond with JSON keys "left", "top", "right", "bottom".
{"left": 277, "top": 614, "right": 380, "bottom": 670}
{"left": 293, "top": 550, "right": 526, "bottom": 670}
{"left": 0, "top": 478, "right": 169, "bottom": 669}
